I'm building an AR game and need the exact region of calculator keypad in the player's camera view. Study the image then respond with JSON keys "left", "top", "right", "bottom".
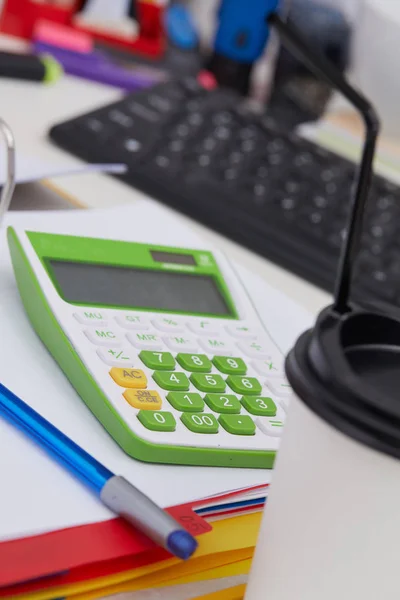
{"left": 212, "top": 356, "right": 247, "bottom": 375}
{"left": 76, "top": 309, "right": 291, "bottom": 452}
{"left": 123, "top": 389, "right": 162, "bottom": 410}
{"left": 164, "top": 335, "right": 199, "bottom": 353}
{"left": 198, "top": 337, "right": 233, "bottom": 355}
{"left": 74, "top": 311, "right": 108, "bottom": 327}
{"left": 138, "top": 410, "right": 176, "bottom": 431}
{"left": 167, "top": 392, "right": 205, "bottom": 412}
{"left": 153, "top": 371, "right": 190, "bottom": 391}
{"left": 152, "top": 317, "right": 185, "bottom": 333}
{"left": 97, "top": 347, "right": 136, "bottom": 366}
{"left": 115, "top": 314, "right": 150, "bottom": 330}
{"left": 85, "top": 328, "right": 123, "bottom": 346}
{"left": 190, "top": 373, "right": 226, "bottom": 393}
{"left": 219, "top": 414, "right": 256, "bottom": 436}
{"left": 176, "top": 353, "right": 212, "bottom": 372}
{"left": 127, "top": 332, "right": 164, "bottom": 350}
{"left": 204, "top": 393, "right": 241, "bottom": 414}
{"left": 140, "top": 350, "right": 175, "bottom": 370}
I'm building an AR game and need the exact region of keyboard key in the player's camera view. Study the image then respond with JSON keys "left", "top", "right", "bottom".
{"left": 226, "top": 376, "right": 262, "bottom": 395}
{"left": 167, "top": 392, "right": 204, "bottom": 412}
{"left": 241, "top": 396, "right": 277, "bottom": 417}
{"left": 127, "top": 332, "right": 163, "bottom": 350}
{"left": 152, "top": 317, "right": 185, "bottom": 333}
{"left": 124, "top": 389, "right": 162, "bottom": 410}
{"left": 265, "top": 378, "right": 292, "bottom": 397}
{"left": 97, "top": 347, "right": 135, "bottom": 367}
{"left": 140, "top": 350, "right": 175, "bottom": 370}
{"left": 74, "top": 311, "right": 107, "bottom": 326}
{"left": 256, "top": 417, "right": 284, "bottom": 437}
{"left": 138, "top": 410, "right": 176, "bottom": 432}
{"left": 176, "top": 353, "right": 212, "bottom": 372}
{"left": 237, "top": 340, "right": 272, "bottom": 359}
{"left": 226, "top": 325, "right": 258, "bottom": 339}
{"left": 181, "top": 412, "right": 219, "bottom": 434}
{"left": 85, "top": 328, "right": 123, "bottom": 346}
{"left": 190, "top": 373, "right": 226, "bottom": 393}
{"left": 199, "top": 337, "right": 233, "bottom": 355}
{"left": 204, "top": 393, "right": 241, "bottom": 414}
{"left": 187, "top": 321, "right": 220, "bottom": 335}
{"left": 212, "top": 356, "right": 247, "bottom": 375}
{"left": 153, "top": 371, "right": 190, "bottom": 391}
{"left": 218, "top": 414, "right": 256, "bottom": 436}
{"left": 115, "top": 314, "right": 150, "bottom": 330}
{"left": 109, "top": 368, "right": 147, "bottom": 389}
{"left": 164, "top": 335, "right": 199, "bottom": 353}
{"left": 252, "top": 359, "right": 285, "bottom": 378}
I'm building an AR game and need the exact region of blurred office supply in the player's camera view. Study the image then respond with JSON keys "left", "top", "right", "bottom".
{"left": 207, "top": 0, "right": 279, "bottom": 96}
{"left": 73, "top": 0, "right": 139, "bottom": 39}
{"left": 0, "top": 145, "right": 125, "bottom": 186}
{"left": 268, "top": 0, "right": 351, "bottom": 127}
{"left": 33, "top": 41, "right": 160, "bottom": 90}
{"left": 0, "top": 49, "right": 62, "bottom": 82}
{"left": 49, "top": 77, "right": 400, "bottom": 314}
{"left": 165, "top": 2, "right": 199, "bottom": 51}
{"left": 32, "top": 19, "right": 165, "bottom": 89}
{"left": 0, "top": 0, "right": 166, "bottom": 58}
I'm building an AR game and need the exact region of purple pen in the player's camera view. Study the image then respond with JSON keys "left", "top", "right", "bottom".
{"left": 34, "top": 43, "right": 158, "bottom": 91}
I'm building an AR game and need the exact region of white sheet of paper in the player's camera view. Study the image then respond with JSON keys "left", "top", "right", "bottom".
{"left": 0, "top": 203, "right": 312, "bottom": 542}
{"left": 0, "top": 145, "right": 126, "bottom": 186}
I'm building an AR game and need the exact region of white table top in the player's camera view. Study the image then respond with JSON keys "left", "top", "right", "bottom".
{"left": 0, "top": 54, "right": 330, "bottom": 317}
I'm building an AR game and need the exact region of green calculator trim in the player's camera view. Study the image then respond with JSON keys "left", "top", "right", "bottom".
{"left": 8, "top": 228, "right": 275, "bottom": 469}
{"left": 26, "top": 231, "right": 238, "bottom": 320}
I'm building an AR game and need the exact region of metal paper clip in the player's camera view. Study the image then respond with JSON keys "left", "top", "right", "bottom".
{"left": 0, "top": 118, "right": 16, "bottom": 229}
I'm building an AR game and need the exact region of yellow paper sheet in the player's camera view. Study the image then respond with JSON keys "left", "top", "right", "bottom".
{"left": 194, "top": 585, "right": 246, "bottom": 600}
{"left": 194, "top": 584, "right": 246, "bottom": 600}
{"left": 6, "top": 513, "right": 261, "bottom": 600}
{"left": 71, "top": 556, "right": 252, "bottom": 600}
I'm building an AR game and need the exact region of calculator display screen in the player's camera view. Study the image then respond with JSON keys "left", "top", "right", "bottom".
{"left": 49, "top": 260, "right": 232, "bottom": 316}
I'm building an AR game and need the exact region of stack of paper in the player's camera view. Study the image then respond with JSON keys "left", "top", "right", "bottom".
{"left": 0, "top": 203, "right": 312, "bottom": 600}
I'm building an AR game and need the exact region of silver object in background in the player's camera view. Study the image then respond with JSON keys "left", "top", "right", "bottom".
{"left": 0, "top": 118, "right": 16, "bottom": 228}
{"left": 351, "top": 0, "right": 400, "bottom": 139}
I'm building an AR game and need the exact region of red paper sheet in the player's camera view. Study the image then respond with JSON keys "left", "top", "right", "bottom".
{"left": 0, "top": 502, "right": 211, "bottom": 590}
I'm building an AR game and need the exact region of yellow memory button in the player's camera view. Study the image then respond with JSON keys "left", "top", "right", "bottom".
{"left": 123, "top": 389, "right": 162, "bottom": 410}
{"left": 110, "top": 368, "right": 147, "bottom": 389}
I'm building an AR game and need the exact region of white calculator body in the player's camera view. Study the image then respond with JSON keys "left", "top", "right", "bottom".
{"left": 8, "top": 227, "right": 291, "bottom": 468}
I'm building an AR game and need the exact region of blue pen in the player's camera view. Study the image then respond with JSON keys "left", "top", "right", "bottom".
{"left": 0, "top": 382, "right": 198, "bottom": 560}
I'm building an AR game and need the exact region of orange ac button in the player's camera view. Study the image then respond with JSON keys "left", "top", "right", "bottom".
{"left": 109, "top": 368, "right": 147, "bottom": 389}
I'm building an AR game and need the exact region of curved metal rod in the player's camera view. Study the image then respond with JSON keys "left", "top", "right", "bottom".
{"left": 0, "top": 118, "right": 16, "bottom": 229}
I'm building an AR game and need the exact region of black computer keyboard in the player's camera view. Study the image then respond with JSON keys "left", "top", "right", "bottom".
{"left": 49, "top": 77, "right": 400, "bottom": 313}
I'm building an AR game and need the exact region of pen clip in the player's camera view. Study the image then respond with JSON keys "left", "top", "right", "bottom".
{"left": 0, "top": 118, "right": 16, "bottom": 229}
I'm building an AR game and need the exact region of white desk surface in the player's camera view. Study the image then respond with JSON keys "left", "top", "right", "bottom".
{"left": 0, "top": 47, "right": 330, "bottom": 317}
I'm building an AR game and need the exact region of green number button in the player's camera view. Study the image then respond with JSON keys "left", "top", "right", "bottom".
{"left": 212, "top": 356, "right": 247, "bottom": 375}
{"left": 181, "top": 412, "right": 219, "bottom": 434}
{"left": 218, "top": 414, "right": 256, "bottom": 436}
{"left": 190, "top": 373, "right": 226, "bottom": 393}
{"left": 226, "top": 376, "right": 262, "bottom": 395}
{"left": 137, "top": 410, "right": 176, "bottom": 432}
{"left": 167, "top": 392, "right": 204, "bottom": 412}
{"left": 241, "top": 396, "right": 277, "bottom": 416}
{"left": 204, "top": 394, "right": 241, "bottom": 414}
{"left": 176, "top": 353, "right": 212, "bottom": 372}
{"left": 140, "top": 351, "right": 175, "bottom": 370}
{"left": 153, "top": 371, "right": 189, "bottom": 391}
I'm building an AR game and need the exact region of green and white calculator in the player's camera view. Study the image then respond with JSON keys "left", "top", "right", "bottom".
{"left": 8, "top": 229, "right": 291, "bottom": 469}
